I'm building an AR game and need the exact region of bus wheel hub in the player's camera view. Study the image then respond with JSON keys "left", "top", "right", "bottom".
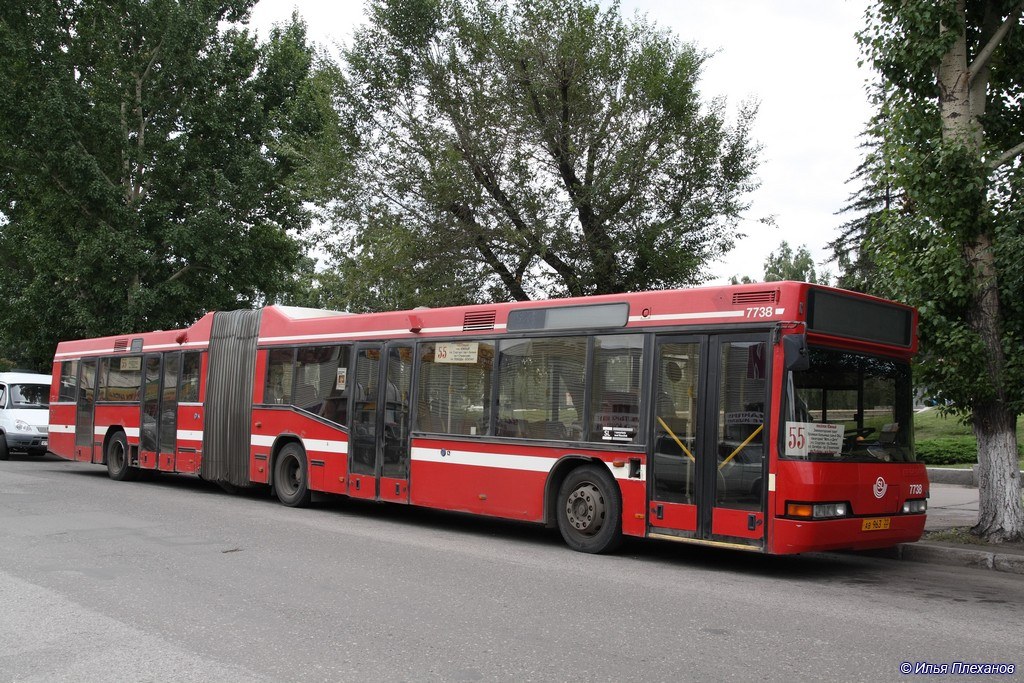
{"left": 566, "top": 483, "right": 603, "bottom": 534}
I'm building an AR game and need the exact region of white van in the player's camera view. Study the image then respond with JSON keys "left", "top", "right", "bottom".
{"left": 0, "top": 371, "right": 52, "bottom": 459}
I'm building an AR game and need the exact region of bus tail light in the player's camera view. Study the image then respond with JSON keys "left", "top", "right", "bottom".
{"left": 902, "top": 499, "right": 927, "bottom": 514}
{"left": 786, "top": 502, "right": 848, "bottom": 519}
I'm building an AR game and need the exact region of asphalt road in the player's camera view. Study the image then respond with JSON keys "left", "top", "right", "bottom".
{"left": 1, "top": 454, "right": 1022, "bottom": 682}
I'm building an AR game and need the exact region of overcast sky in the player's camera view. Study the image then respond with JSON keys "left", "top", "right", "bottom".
{"left": 248, "top": 0, "right": 873, "bottom": 285}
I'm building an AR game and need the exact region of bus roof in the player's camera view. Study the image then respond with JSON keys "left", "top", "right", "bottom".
{"left": 52, "top": 282, "right": 917, "bottom": 360}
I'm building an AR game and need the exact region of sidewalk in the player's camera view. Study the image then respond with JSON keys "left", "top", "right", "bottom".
{"left": 867, "top": 475, "right": 1024, "bottom": 575}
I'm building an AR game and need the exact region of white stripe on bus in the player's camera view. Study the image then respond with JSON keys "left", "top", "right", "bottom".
{"left": 410, "top": 447, "right": 644, "bottom": 481}
{"left": 49, "top": 424, "right": 74, "bottom": 434}
{"left": 90, "top": 426, "right": 140, "bottom": 437}
{"left": 257, "top": 323, "right": 507, "bottom": 345}
{"left": 177, "top": 430, "right": 203, "bottom": 442}
{"left": 250, "top": 434, "right": 348, "bottom": 455}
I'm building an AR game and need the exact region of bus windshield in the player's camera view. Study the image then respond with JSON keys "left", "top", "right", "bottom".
{"left": 783, "top": 347, "right": 914, "bottom": 463}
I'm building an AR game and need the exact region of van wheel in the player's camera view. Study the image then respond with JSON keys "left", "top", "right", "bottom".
{"left": 556, "top": 464, "right": 622, "bottom": 554}
{"left": 0, "top": 438, "right": 8, "bottom": 461}
{"left": 274, "top": 442, "right": 311, "bottom": 507}
{"left": 106, "top": 431, "right": 138, "bottom": 481}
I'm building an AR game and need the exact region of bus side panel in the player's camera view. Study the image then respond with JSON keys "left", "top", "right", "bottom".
{"left": 302, "top": 430, "right": 348, "bottom": 494}
{"left": 92, "top": 404, "right": 140, "bottom": 464}
{"left": 409, "top": 439, "right": 547, "bottom": 522}
{"left": 409, "top": 438, "right": 647, "bottom": 533}
{"left": 175, "top": 403, "right": 203, "bottom": 474}
{"left": 48, "top": 404, "right": 76, "bottom": 460}
{"left": 617, "top": 475, "right": 647, "bottom": 538}
{"left": 251, "top": 407, "right": 349, "bottom": 494}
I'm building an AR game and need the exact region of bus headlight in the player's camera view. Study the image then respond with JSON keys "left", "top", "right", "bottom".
{"left": 902, "top": 499, "right": 927, "bottom": 514}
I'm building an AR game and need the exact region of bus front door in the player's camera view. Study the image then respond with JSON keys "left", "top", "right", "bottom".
{"left": 348, "top": 342, "right": 414, "bottom": 503}
{"left": 649, "top": 334, "right": 769, "bottom": 549}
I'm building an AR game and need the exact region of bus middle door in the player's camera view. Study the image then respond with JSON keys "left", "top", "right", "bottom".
{"left": 348, "top": 342, "right": 414, "bottom": 503}
{"left": 139, "top": 353, "right": 179, "bottom": 471}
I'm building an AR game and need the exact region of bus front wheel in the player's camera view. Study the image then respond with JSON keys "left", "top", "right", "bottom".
{"left": 556, "top": 464, "right": 622, "bottom": 554}
{"left": 274, "top": 442, "right": 311, "bottom": 508}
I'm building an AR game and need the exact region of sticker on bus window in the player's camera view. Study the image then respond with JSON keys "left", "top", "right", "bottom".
{"left": 596, "top": 411, "right": 639, "bottom": 443}
{"left": 726, "top": 411, "right": 764, "bottom": 425}
{"left": 120, "top": 357, "right": 141, "bottom": 372}
{"left": 336, "top": 367, "right": 347, "bottom": 391}
{"left": 602, "top": 426, "right": 635, "bottom": 442}
{"left": 785, "top": 422, "right": 845, "bottom": 457}
{"left": 435, "top": 342, "right": 479, "bottom": 364}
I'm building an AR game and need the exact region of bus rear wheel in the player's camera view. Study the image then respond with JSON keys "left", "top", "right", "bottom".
{"left": 274, "top": 442, "right": 311, "bottom": 507}
{"left": 106, "top": 431, "right": 138, "bottom": 481}
{"left": 556, "top": 464, "right": 622, "bottom": 554}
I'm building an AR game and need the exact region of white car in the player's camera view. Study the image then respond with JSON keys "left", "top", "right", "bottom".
{"left": 0, "top": 371, "right": 52, "bottom": 460}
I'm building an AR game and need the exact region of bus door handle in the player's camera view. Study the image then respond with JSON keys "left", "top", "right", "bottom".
{"left": 748, "top": 514, "right": 763, "bottom": 531}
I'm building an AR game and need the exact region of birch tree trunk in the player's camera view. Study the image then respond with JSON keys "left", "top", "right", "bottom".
{"left": 938, "top": 0, "right": 1023, "bottom": 542}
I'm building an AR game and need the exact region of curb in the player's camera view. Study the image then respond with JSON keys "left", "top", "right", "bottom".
{"left": 925, "top": 467, "right": 974, "bottom": 486}
{"left": 926, "top": 466, "right": 1024, "bottom": 487}
{"left": 888, "top": 542, "right": 1024, "bottom": 575}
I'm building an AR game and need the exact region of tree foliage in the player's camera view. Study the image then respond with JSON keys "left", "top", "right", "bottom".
{"left": 763, "top": 241, "right": 829, "bottom": 284}
{"left": 857, "top": 0, "right": 1024, "bottom": 540}
{"left": 328, "top": 0, "right": 759, "bottom": 310}
{"left": 0, "top": 0, "right": 346, "bottom": 368}
{"left": 830, "top": 138, "right": 900, "bottom": 292}
{"left": 728, "top": 241, "right": 828, "bottom": 285}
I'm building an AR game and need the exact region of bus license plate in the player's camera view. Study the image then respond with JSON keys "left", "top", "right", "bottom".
{"left": 862, "top": 517, "right": 891, "bottom": 531}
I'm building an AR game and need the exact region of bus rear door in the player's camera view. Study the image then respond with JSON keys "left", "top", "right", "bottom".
{"left": 74, "top": 359, "right": 97, "bottom": 462}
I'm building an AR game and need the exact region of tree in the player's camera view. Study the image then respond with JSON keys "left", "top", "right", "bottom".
{"left": 331, "top": 0, "right": 759, "bottom": 308}
{"left": 763, "top": 241, "right": 829, "bottom": 284}
{"left": 0, "top": 1, "right": 345, "bottom": 368}
{"left": 728, "top": 241, "right": 829, "bottom": 285}
{"left": 829, "top": 138, "right": 900, "bottom": 293}
{"left": 858, "top": 0, "right": 1024, "bottom": 541}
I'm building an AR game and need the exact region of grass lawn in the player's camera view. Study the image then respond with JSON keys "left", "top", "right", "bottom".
{"left": 915, "top": 408, "right": 1024, "bottom": 469}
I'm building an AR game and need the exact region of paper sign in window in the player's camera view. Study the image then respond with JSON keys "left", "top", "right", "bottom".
{"left": 435, "top": 342, "right": 479, "bottom": 364}
{"left": 785, "top": 421, "right": 845, "bottom": 457}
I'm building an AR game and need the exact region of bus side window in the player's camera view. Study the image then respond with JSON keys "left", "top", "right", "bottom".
{"left": 498, "top": 336, "right": 585, "bottom": 441}
{"left": 588, "top": 334, "right": 644, "bottom": 444}
{"left": 59, "top": 361, "right": 78, "bottom": 402}
{"left": 180, "top": 352, "right": 202, "bottom": 403}
{"left": 294, "top": 345, "right": 347, "bottom": 420}
{"left": 265, "top": 348, "right": 295, "bottom": 405}
{"left": 416, "top": 341, "right": 493, "bottom": 436}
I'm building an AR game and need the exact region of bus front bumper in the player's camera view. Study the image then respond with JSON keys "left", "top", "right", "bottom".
{"left": 772, "top": 514, "right": 927, "bottom": 554}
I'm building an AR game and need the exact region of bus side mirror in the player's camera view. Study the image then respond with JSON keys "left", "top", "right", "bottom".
{"left": 784, "top": 334, "right": 810, "bottom": 372}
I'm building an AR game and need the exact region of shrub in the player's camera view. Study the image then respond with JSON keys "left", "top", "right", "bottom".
{"left": 915, "top": 438, "right": 978, "bottom": 465}
{"left": 915, "top": 437, "right": 1024, "bottom": 465}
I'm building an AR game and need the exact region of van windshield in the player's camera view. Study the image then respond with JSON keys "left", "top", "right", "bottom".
{"left": 9, "top": 384, "right": 50, "bottom": 408}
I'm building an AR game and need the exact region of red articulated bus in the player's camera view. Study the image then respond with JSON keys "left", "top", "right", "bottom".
{"left": 48, "top": 282, "right": 928, "bottom": 554}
